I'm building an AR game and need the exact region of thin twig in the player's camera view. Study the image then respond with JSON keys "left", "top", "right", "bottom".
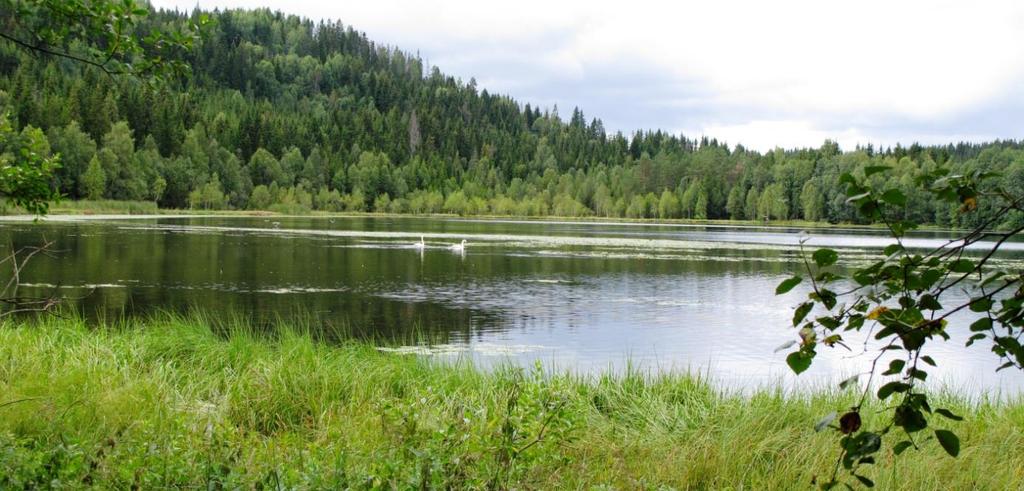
{"left": 0, "top": 32, "right": 122, "bottom": 77}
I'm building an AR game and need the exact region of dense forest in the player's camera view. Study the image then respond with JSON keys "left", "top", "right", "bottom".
{"left": 2, "top": 6, "right": 1023, "bottom": 228}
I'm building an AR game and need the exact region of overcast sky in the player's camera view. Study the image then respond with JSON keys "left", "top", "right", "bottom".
{"left": 153, "top": 0, "right": 1024, "bottom": 151}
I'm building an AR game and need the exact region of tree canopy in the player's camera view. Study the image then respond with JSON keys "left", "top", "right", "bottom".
{"left": 2, "top": 5, "right": 1023, "bottom": 229}
{"left": 0, "top": 0, "right": 200, "bottom": 214}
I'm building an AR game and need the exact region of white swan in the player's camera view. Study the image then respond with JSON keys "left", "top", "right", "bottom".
{"left": 413, "top": 235, "right": 426, "bottom": 249}
{"left": 448, "top": 239, "right": 467, "bottom": 252}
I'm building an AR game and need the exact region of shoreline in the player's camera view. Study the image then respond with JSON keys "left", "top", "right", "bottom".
{"left": 1, "top": 206, "right": 966, "bottom": 234}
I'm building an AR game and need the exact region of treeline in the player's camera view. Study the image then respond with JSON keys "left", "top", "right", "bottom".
{"left": 3, "top": 7, "right": 1024, "bottom": 227}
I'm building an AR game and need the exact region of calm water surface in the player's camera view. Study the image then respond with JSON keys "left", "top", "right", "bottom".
{"left": 2, "top": 215, "right": 1023, "bottom": 394}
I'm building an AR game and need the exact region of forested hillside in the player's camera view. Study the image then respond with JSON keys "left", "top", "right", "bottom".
{"left": 3, "top": 6, "right": 1023, "bottom": 227}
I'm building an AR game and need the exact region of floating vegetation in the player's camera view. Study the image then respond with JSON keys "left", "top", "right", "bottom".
{"left": 376, "top": 342, "right": 550, "bottom": 356}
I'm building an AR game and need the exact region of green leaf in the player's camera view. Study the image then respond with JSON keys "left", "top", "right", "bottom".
{"left": 838, "top": 374, "right": 859, "bottom": 390}
{"left": 969, "top": 318, "right": 992, "bottom": 332}
{"left": 853, "top": 270, "right": 875, "bottom": 286}
{"left": 966, "top": 333, "right": 986, "bottom": 346}
{"left": 776, "top": 276, "right": 802, "bottom": 295}
{"left": 909, "top": 368, "right": 928, "bottom": 381}
{"left": 850, "top": 431, "right": 882, "bottom": 455}
{"left": 815, "top": 289, "right": 838, "bottom": 310}
{"left": 918, "top": 294, "right": 942, "bottom": 311}
{"left": 812, "top": 248, "right": 839, "bottom": 268}
{"left": 893, "top": 440, "right": 913, "bottom": 455}
{"left": 882, "top": 359, "right": 905, "bottom": 376}
{"left": 793, "top": 302, "right": 813, "bottom": 326}
{"left": 864, "top": 165, "right": 891, "bottom": 177}
{"left": 921, "top": 268, "right": 943, "bottom": 288}
{"left": 969, "top": 297, "right": 993, "bottom": 313}
{"left": 815, "top": 411, "right": 837, "bottom": 432}
{"left": 817, "top": 315, "right": 841, "bottom": 330}
{"left": 935, "top": 429, "right": 960, "bottom": 457}
{"left": 858, "top": 200, "right": 879, "bottom": 217}
{"left": 921, "top": 355, "right": 936, "bottom": 367}
{"left": 979, "top": 270, "right": 1006, "bottom": 287}
{"left": 880, "top": 189, "right": 906, "bottom": 206}
{"left": 895, "top": 404, "right": 928, "bottom": 432}
{"left": 891, "top": 220, "right": 918, "bottom": 236}
{"left": 786, "top": 350, "right": 813, "bottom": 375}
{"left": 877, "top": 381, "right": 911, "bottom": 400}
{"left": 814, "top": 271, "right": 840, "bottom": 284}
{"left": 883, "top": 243, "right": 902, "bottom": 256}
{"left": 949, "top": 259, "right": 975, "bottom": 273}
{"left": 935, "top": 409, "right": 963, "bottom": 421}
{"left": 774, "top": 340, "right": 797, "bottom": 353}
{"left": 855, "top": 475, "right": 875, "bottom": 488}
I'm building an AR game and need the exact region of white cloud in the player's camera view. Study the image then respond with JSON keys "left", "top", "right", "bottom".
{"left": 693, "top": 120, "right": 869, "bottom": 152}
{"left": 686, "top": 118, "right": 1002, "bottom": 153}
{"left": 152, "top": 0, "right": 1024, "bottom": 150}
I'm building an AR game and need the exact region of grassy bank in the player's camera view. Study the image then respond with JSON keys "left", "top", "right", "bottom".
{"left": 1, "top": 315, "right": 1022, "bottom": 489}
{"left": 47, "top": 200, "right": 160, "bottom": 215}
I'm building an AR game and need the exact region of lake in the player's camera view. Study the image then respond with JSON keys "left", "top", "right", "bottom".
{"left": 2, "top": 215, "right": 1023, "bottom": 394}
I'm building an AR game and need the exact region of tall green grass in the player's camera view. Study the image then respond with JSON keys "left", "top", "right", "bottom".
{"left": 0, "top": 313, "right": 1021, "bottom": 489}
{"left": 47, "top": 199, "right": 160, "bottom": 215}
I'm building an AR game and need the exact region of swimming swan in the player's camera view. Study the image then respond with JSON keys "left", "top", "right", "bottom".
{"left": 448, "top": 239, "right": 467, "bottom": 252}
{"left": 413, "top": 236, "right": 426, "bottom": 249}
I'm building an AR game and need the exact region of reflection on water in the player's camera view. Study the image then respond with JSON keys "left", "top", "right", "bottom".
{"left": 2, "top": 215, "right": 1023, "bottom": 395}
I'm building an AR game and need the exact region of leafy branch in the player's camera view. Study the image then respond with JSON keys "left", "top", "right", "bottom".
{"left": 776, "top": 165, "right": 1023, "bottom": 488}
{"left": 0, "top": 0, "right": 208, "bottom": 84}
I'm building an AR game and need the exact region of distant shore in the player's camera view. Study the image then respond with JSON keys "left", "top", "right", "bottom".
{"left": 0, "top": 199, "right": 962, "bottom": 233}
